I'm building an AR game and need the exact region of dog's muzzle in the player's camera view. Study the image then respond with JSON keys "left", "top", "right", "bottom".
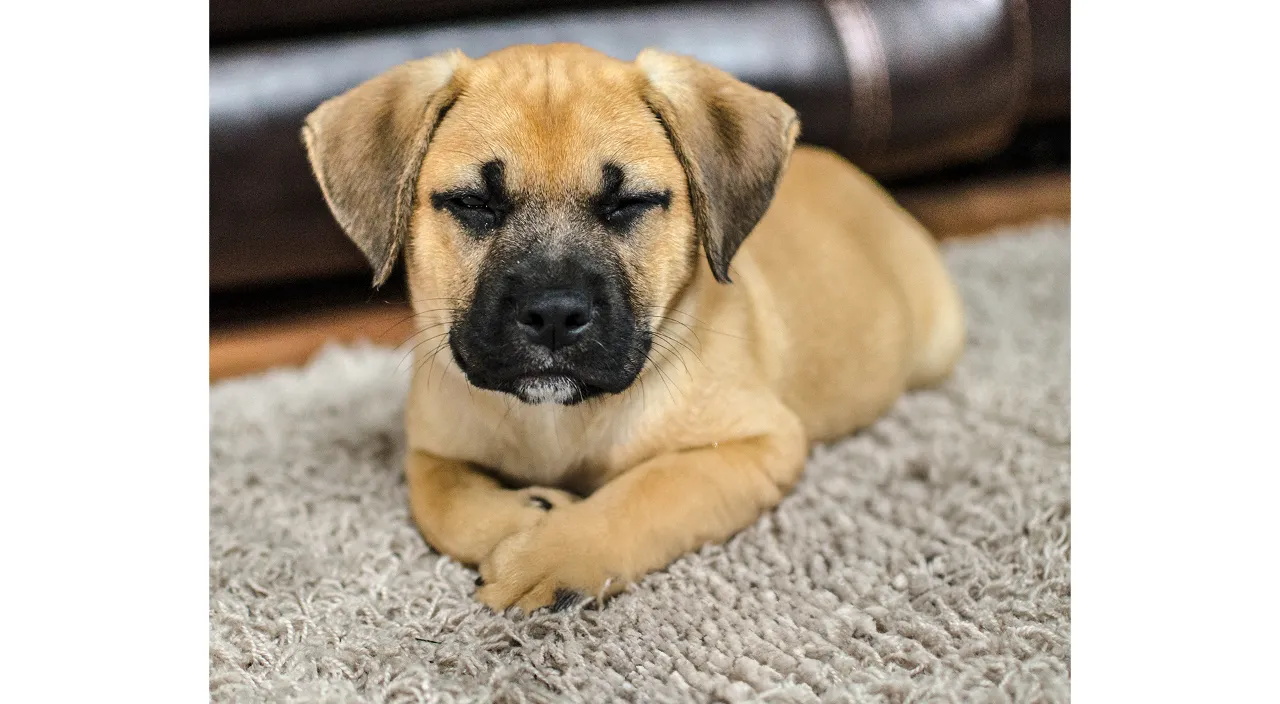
{"left": 449, "top": 249, "right": 648, "bottom": 404}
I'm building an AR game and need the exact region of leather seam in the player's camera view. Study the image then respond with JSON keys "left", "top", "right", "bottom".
{"left": 824, "top": 0, "right": 892, "bottom": 157}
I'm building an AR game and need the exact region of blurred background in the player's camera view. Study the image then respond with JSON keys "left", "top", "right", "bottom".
{"left": 209, "top": 0, "right": 1069, "bottom": 380}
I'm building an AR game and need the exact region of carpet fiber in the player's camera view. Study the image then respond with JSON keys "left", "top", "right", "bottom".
{"left": 210, "top": 220, "right": 1070, "bottom": 703}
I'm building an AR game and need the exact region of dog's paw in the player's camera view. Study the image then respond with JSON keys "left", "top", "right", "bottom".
{"left": 436, "top": 485, "right": 580, "bottom": 568}
{"left": 475, "top": 508, "right": 627, "bottom": 614}
{"left": 512, "top": 486, "right": 577, "bottom": 512}
{"left": 492, "top": 487, "right": 581, "bottom": 548}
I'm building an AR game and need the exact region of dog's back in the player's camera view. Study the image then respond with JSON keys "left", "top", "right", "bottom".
{"left": 740, "top": 146, "right": 965, "bottom": 441}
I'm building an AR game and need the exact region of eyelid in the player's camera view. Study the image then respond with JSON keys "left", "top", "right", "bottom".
{"left": 430, "top": 188, "right": 485, "bottom": 211}
{"left": 616, "top": 194, "right": 660, "bottom": 206}
{"left": 610, "top": 199, "right": 657, "bottom": 215}
{"left": 601, "top": 193, "right": 669, "bottom": 227}
{"left": 607, "top": 191, "right": 671, "bottom": 212}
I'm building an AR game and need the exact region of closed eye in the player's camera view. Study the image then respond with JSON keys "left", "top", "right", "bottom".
{"left": 431, "top": 191, "right": 503, "bottom": 232}
{"left": 599, "top": 191, "right": 671, "bottom": 228}
{"left": 430, "top": 160, "right": 511, "bottom": 235}
{"left": 454, "top": 195, "right": 488, "bottom": 209}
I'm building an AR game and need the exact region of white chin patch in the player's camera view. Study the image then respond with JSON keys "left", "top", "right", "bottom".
{"left": 514, "top": 376, "right": 579, "bottom": 405}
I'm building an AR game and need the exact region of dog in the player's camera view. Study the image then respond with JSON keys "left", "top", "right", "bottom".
{"left": 302, "top": 43, "right": 964, "bottom": 613}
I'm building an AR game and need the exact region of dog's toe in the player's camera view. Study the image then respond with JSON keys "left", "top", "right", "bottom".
{"left": 551, "top": 588, "right": 584, "bottom": 612}
{"left": 529, "top": 495, "right": 554, "bottom": 511}
{"left": 515, "top": 486, "right": 578, "bottom": 511}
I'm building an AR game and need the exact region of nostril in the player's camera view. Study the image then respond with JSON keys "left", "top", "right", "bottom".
{"left": 564, "top": 310, "right": 590, "bottom": 332}
{"left": 517, "top": 309, "right": 545, "bottom": 330}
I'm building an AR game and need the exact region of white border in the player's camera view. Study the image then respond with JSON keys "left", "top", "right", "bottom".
{"left": 2, "top": 2, "right": 209, "bottom": 699}
{"left": 4, "top": 1, "right": 1279, "bottom": 699}
{"left": 1073, "top": 3, "right": 1280, "bottom": 700}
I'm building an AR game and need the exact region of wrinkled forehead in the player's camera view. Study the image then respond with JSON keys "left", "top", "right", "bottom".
{"left": 424, "top": 55, "right": 675, "bottom": 195}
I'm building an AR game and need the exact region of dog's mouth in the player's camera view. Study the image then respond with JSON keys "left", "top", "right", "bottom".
{"left": 512, "top": 374, "right": 601, "bottom": 405}
{"left": 448, "top": 338, "right": 617, "bottom": 405}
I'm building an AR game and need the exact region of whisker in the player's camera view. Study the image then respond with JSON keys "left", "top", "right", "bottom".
{"left": 414, "top": 339, "right": 452, "bottom": 392}
{"left": 651, "top": 316, "right": 706, "bottom": 353}
{"left": 495, "top": 395, "right": 517, "bottom": 435}
{"left": 432, "top": 338, "right": 456, "bottom": 391}
{"left": 369, "top": 306, "right": 456, "bottom": 341}
{"left": 410, "top": 337, "right": 449, "bottom": 374}
{"left": 646, "top": 312, "right": 700, "bottom": 338}
{"left": 393, "top": 319, "right": 453, "bottom": 347}
{"left": 405, "top": 307, "right": 464, "bottom": 317}
{"left": 653, "top": 330, "right": 704, "bottom": 369}
{"left": 649, "top": 337, "right": 692, "bottom": 381}
{"left": 643, "top": 347, "right": 679, "bottom": 406}
{"left": 397, "top": 330, "right": 452, "bottom": 373}
{"left": 641, "top": 306, "right": 746, "bottom": 340}
{"left": 576, "top": 390, "right": 589, "bottom": 434}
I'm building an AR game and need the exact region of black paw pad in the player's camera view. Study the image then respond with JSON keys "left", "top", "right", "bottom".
{"left": 530, "top": 495, "right": 554, "bottom": 511}
{"left": 474, "top": 575, "right": 486, "bottom": 587}
{"left": 551, "top": 588, "right": 584, "bottom": 612}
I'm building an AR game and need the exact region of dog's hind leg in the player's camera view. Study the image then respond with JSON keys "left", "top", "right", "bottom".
{"left": 907, "top": 270, "right": 966, "bottom": 390}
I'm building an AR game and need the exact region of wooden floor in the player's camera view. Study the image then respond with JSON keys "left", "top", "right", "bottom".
{"left": 893, "top": 170, "right": 1070, "bottom": 240}
{"left": 210, "top": 170, "right": 1069, "bottom": 382}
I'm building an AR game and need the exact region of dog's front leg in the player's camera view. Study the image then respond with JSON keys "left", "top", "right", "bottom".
{"left": 475, "top": 414, "right": 806, "bottom": 613}
{"left": 405, "top": 450, "right": 579, "bottom": 566}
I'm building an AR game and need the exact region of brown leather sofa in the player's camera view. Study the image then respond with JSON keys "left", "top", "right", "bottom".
{"left": 210, "top": 0, "right": 1069, "bottom": 296}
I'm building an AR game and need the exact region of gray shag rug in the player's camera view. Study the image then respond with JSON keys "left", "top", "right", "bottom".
{"left": 210, "top": 220, "right": 1070, "bottom": 703}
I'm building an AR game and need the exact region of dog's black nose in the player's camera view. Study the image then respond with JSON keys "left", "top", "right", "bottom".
{"left": 515, "top": 289, "right": 594, "bottom": 350}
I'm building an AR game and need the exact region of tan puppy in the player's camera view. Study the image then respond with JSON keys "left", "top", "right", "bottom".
{"left": 303, "top": 44, "right": 964, "bottom": 613}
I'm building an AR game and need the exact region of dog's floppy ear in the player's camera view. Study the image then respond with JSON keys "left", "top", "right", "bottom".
{"left": 302, "top": 51, "right": 466, "bottom": 287}
{"left": 637, "top": 49, "right": 799, "bottom": 283}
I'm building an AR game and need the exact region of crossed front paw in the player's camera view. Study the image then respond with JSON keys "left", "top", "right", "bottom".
{"left": 475, "top": 506, "right": 630, "bottom": 613}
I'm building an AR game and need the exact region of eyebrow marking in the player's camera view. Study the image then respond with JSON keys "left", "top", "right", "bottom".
{"left": 479, "top": 159, "right": 507, "bottom": 201}
{"left": 600, "top": 162, "right": 625, "bottom": 199}
{"left": 596, "top": 163, "right": 670, "bottom": 206}
{"left": 429, "top": 159, "right": 508, "bottom": 209}
{"left": 428, "top": 159, "right": 512, "bottom": 236}
{"left": 592, "top": 162, "right": 672, "bottom": 231}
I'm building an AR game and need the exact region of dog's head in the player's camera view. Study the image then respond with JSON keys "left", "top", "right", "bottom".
{"left": 303, "top": 44, "right": 798, "bottom": 404}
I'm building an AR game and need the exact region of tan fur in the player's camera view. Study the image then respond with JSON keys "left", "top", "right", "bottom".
{"left": 303, "top": 44, "right": 964, "bottom": 612}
